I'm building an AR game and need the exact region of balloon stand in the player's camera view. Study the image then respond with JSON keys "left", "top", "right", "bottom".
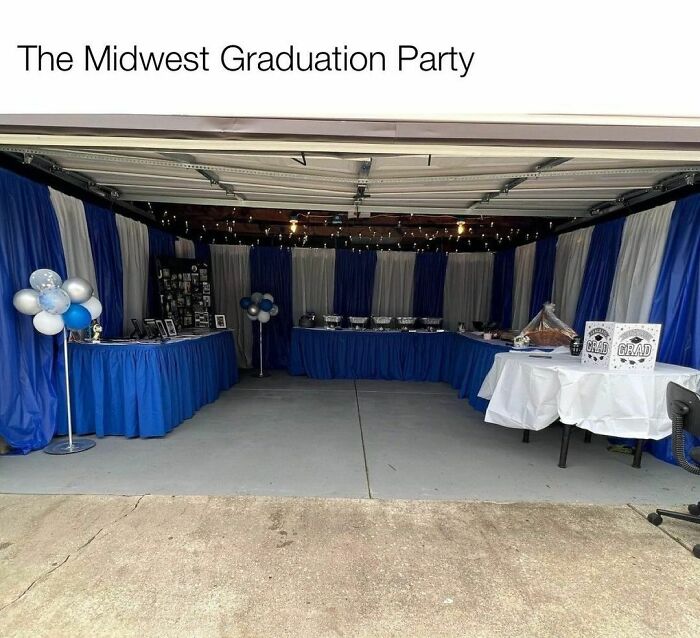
{"left": 252, "top": 322, "right": 271, "bottom": 378}
{"left": 44, "top": 329, "right": 96, "bottom": 455}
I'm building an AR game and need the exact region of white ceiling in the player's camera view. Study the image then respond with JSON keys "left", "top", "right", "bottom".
{"left": 1, "top": 143, "right": 697, "bottom": 221}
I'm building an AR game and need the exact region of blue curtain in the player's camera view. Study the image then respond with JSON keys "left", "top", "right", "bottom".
{"left": 413, "top": 251, "right": 448, "bottom": 317}
{"left": 84, "top": 203, "right": 124, "bottom": 339}
{"left": 490, "top": 247, "right": 515, "bottom": 329}
{"left": 646, "top": 194, "right": 700, "bottom": 463}
{"left": 195, "top": 241, "right": 210, "bottom": 263}
{"left": 250, "top": 247, "right": 292, "bottom": 369}
{"left": 333, "top": 249, "right": 377, "bottom": 317}
{"left": 147, "top": 227, "right": 176, "bottom": 316}
{"left": 529, "top": 236, "right": 557, "bottom": 317}
{"left": 573, "top": 218, "right": 624, "bottom": 334}
{"left": 0, "top": 168, "right": 67, "bottom": 453}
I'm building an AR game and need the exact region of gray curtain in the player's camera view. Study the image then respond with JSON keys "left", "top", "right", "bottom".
{"left": 371, "top": 251, "right": 416, "bottom": 317}
{"left": 443, "top": 252, "right": 494, "bottom": 330}
{"left": 49, "top": 188, "right": 98, "bottom": 292}
{"left": 115, "top": 214, "right": 149, "bottom": 335}
{"left": 211, "top": 244, "right": 252, "bottom": 367}
{"left": 512, "top": 242, "right": 537, "bottom": 330}
{"left": 292, "top": 247, "right": 335, "bottom": 321}
{"left": 552, "top": 227, "right": 593, "bottom": 327}
{"left": 606, "top": 202, "right": 674, "bottom": 323}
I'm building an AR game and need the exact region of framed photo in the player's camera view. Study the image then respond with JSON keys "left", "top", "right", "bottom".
{"left": 130, "top": 318, "right": 145, "bottom": 338}
{"left": 155, "top": 319, "right": 169, "bottom": 339}
{"left": 164, "top": 318, "right": 177, "bottom": 337}
{"left": 214, "top": 314, "right": 227, "bottom": 329}
{"left": 202, "top": 282, "right": 211, "bottom": 294}
{"left": 143, "top": 318, "right": 158, "bottom": 338}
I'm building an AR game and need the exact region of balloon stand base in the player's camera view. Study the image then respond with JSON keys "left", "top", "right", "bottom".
{"left": 251, "top": 370, "right": 271, "bottom": 378}
{"left": 44, "top": 438, "right": 96, "bottom": 455}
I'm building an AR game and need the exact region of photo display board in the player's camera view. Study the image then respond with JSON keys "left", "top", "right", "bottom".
{"left": 155, "top": 256, "right": 213, "bottom": 329}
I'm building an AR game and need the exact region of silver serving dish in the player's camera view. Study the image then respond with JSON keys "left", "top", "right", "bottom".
{"left": 349, "top": 316, "right": 369, "bottom": 330}
{"left": 372, "top": 316, "right": 393, "bottom": 331}
{"left": 323, "top": 314, "right": 342, "bottom": 329}
{"left": 420, "top": 317, "right": 443, "bottom": 332}
{"left": 397, "top": 317, "right": 416, "bottom": 331}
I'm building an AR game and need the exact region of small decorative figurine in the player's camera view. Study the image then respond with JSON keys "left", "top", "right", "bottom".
{"left": 91, "top": 323, "right": 103, "bottom": 343}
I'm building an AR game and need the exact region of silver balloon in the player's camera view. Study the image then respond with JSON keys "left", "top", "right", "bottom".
{"left": 247, "top": 302, "right": 260, "bottom": 317}
{"left": 258, "top": 310, "right": 271, "bottom": 323}
{"left": 62, "top": 277, "right": 94, "bottom": 303}
{"left": 13, "top": 288, "right": 42, "bottom": 315}
{"left": 262, "top": 293, "right": 274, "bottom": 303}
{"left": 269, "top": 304, "right": 279, "bottom": 317}
{"left": 29, "top": 269, "right": 62, "bottom": 291}
{"left": 38, "top": 288, "right": 71, "bottom": 315}
{"left": 251, "top": 292, "right": 264, "bottom": 304}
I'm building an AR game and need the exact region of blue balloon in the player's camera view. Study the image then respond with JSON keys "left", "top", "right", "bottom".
{"left": 240, "top": 297, "right": 252, "bottom": 309}
{"left": 259, "top": 299, "right": 273, "bottom": 312}
{"left": 62, "top": 303, "right": 92, "bottom": 331}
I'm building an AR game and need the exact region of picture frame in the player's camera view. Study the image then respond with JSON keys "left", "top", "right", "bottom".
{"left": 155, "top": 319, "right": 169, "bottom": 339}
{"left": 214, "top": 314, "right": 227, "bottom": 329}
{"left": 164, "top": 318, "right": 178, "bottom": 337}
{"left": 130, "top": 318, "right": 145, "bottom": 339}
{"left": 143, "top": 318, "right": 158, "bottom": 338}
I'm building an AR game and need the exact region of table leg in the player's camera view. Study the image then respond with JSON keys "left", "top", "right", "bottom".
{"left": 584, "top": 431, "right": 592, "bottom": 444}
{"left": 522, "top": 430, "right": 530, "bottom": 443}
{"left": 558, "top": 423, "right": 573, "bottom": 469}
{"left": 632, "top": 439, "right": 644, "bottom": 468}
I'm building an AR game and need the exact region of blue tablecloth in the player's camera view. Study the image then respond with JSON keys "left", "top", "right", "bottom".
{"left": 66, "top": 331, "right": 238, "bottom": 438}
{"left": 289, "top": 328, "right": 512, "bottom": 411}
{"left": 289, "top": 328, "right": 454, "bottom": 381}
{"left": 448, "top": 334, "right": 512, "bottom": 412}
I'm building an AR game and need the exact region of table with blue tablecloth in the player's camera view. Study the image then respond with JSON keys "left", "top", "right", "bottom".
{"left": 288, "top": 327, "right": 514, "bottom": 411}
{"left": 66, "top": 330, "right": 238, "bottom": 438}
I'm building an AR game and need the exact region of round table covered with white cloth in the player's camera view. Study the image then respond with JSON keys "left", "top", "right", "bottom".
{"left": 478, "top": 352, "right": 700, "bottom": 439}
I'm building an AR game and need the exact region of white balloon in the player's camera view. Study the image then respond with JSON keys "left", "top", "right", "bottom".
{"left": 246, "top": 312, "right": 259, "bottom": 321}
{"left": 81, "top": 296, "right": 103, "bottom": 320}
{"left": 258, "top": 310, "right": 271, "bottom": 323}
{"left": 251, "top": 292, "right": 263, "bottom": 304}
{"left": 33, "top": 311, "right": 65, "bottom": 336}
{"left": 13, "top": 288, "right": 41, "bottom": 315}
{"left": 269, "top": 304, "right": 279, "bottom": 317}
{"left": 262, "top": 293, "right": 274, "bottom": 303}
{"left": 62, "top": 277, "right": 94, "bottom": 303}
{"left": 38, "top": 288, "right": 71, "bottom": 315}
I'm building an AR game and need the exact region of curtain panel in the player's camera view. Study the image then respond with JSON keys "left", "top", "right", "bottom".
{"left": 211, "top": 244, "right": 253, "bottom": 367}
{"left": 529, "top": 236, "right": 557, "bottom": 318}
{"left": 552, "top": 227, "right": 593, "bottom": 328}
{"left": 292, "top": 247, "right": 335, "bottom": 322}
{"left": 371, "top": 251, "right": 416, "bottom": 317}
{"left": 490, "top": 247, "right": 515, "bottom": 329}
{"left": 511, "top": 242, "right": 537, "bottom": 330}
{"left": 0, "top": 169, "right": 68, "bottom": 453}
{"left": 333, "top": 249, "right": 377, "bottom": 318}
{"left": 115, "top": 215, "right": 150, "bottom": 336}
{"left": 250, "top": 246, "right": 293, "bottom": 369}
{"left": 413, "top": 251, "right": 448, "bottom": 318}
{"left": 443, "top": 252, "right": 494, "bottom": 330}
{"left": 606, "top": 202, "right": 674, "bottom": 323}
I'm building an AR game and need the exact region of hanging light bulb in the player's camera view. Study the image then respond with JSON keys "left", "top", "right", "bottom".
{"left": 457, "top": 221, "right": 466, "bottom": 235}
{"left": 290, "top": 214, "right": 298, "bottom": 234}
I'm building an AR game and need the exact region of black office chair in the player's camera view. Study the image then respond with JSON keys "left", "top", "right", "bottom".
{"left": 647, "top": 382, "right": 700, "bottom": 558}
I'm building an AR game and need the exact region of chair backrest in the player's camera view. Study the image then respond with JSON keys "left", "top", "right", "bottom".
{"left": 667, "top": 382, "right": 700, "bottom": 437}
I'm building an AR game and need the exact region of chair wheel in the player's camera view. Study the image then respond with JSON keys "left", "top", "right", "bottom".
{"left": 693, "top": 545, "right": 700, "bottom": 559}
{"left": 688, "top": 504, "right": 700, "bottom": 516}
{"left": 647, "top": 512, "right": 663, "bottom": 526}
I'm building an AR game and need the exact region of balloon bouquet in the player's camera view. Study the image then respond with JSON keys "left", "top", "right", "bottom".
{"left": 13, "top": 269, "right": 103, "bottom": 454}
{"left": 240, "top": 292, "right": 278, "bottom": 378}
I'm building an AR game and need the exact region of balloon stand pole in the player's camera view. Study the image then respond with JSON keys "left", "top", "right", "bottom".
{"left": 252, "top": 322, "right": 270, "bottom": 378}
{"left": 44, "top": 329, "right": 96, "bottom": 455}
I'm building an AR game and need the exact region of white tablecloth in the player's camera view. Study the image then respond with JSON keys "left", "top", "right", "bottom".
{"left": 478, "top": 352, "right": 700, "bottom": 439}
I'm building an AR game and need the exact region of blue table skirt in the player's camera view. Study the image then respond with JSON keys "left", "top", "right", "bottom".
{"left": 289, "top": 328, "right": 455, "bottom": 381}
{"left": 65, "top": 331, "right": 238, "bottom": 438}
{"left": 289, "top": 328, "right": 509, "bottom": 411}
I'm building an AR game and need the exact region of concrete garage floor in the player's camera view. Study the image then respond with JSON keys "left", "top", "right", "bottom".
{"left": 1, "top": 372, "right": 698, "bottom": 504}
{"left": 2, "top": 373, "right": 700, "bottom": 636}
{"left": 1, "top": 494, "right": 700, "bottom": 637}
